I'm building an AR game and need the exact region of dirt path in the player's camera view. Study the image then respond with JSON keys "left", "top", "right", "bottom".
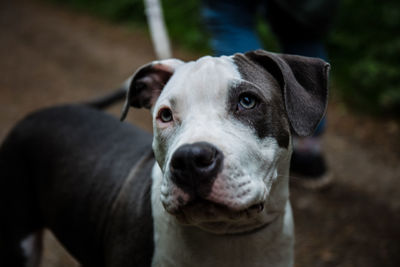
{"left": 1, "top": 0, "right": 399, "bottom": 266}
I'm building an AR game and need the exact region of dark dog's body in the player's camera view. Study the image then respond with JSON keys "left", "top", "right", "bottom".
{"left": 1, "top": 50, "right": 329, "bottom": 267}
{"left": 0, "top": 105, "right": 154, "bottom": 266}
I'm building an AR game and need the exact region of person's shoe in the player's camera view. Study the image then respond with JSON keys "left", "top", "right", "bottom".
{"left": 290, "top": 137, "right": 333, "bottom": 190}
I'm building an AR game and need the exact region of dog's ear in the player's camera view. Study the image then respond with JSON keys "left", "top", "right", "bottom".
{"left": 243, "top": 50, "right": 330, "bottom": 136}
{"left": 120, "top": 59, "right": 184, "bottom": 121}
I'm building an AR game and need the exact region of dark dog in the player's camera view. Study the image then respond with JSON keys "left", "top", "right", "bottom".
{"left": 0, "top": 50, "right": 329, "bottom": 267}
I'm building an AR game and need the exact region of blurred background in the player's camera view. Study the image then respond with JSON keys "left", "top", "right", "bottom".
{"left": 0, "top": 0, "right": 399, "bottom": 266}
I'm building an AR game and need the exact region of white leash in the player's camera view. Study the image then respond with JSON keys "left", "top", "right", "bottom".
{"left": 144, "top": 0, "right": 172, "bottom": 59}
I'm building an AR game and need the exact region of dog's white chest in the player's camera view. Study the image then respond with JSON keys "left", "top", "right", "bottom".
{"left": 151, "top": 207, "right": 294, "bottom": 267}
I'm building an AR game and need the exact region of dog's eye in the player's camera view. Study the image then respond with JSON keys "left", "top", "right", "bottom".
{"left": 158, "top": 108, "right": 173, "bottom": 123}
{"left": 238, "top": 94, "right": 257, "bottom": 110}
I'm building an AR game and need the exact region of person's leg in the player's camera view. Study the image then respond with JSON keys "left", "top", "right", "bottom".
{"left": 202, "top": 0, "right": 262, "bottom": 56}
{"left": 282, "top": 40, "right": 332, "bottom": 189}
{"left": 281, "top": 42, "right": 328, "bottom": 62}
{"left": 264, "top": 1, "right": 332, "bottom": 188}
{"left": 286, "top": 47, "right": 331, "bottom": 188}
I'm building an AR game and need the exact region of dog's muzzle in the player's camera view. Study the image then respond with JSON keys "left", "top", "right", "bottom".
{"left": 169, "top": 141, "right": 223, "bottom": 198}
{"left": 164, "top": 142, "right": 271, "bottom": 234}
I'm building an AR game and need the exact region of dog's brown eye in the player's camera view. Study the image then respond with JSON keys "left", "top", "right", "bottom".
{"left": 159, "top": 108, "right": 173, "bottom": 123}
{"left": 238, "top": 94, "right": 257, "bottom": 110}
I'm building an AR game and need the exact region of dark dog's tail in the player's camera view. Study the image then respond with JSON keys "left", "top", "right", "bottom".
{"left": 82, "top": 77, "right": 131, "bottom": 109}
{"left": 84, "top": 87, "right": 126, "bottom": 109}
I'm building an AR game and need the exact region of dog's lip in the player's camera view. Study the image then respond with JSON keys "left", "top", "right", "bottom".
{"left": 171, "top": 199, "right": 279, "bottom": 235}
{"left": 224, "top": 217, "right": 275, "bottom": 236}
{"left": 170, "top": 198, "right": 266, "bottom": 223}
{"left": 247, "top": 202, "right": 265, "bottom": 213}
{"left": 190, "top": 198, "right": 264, "bottom": 213}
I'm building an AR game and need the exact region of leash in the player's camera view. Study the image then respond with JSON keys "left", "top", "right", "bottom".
{"left": 144, "top": 0, "right": 172, "bottom": 59}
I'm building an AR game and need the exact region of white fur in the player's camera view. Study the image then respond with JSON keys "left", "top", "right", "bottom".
{"left": 149, "top": 55, "right": 294, "bottom": 266}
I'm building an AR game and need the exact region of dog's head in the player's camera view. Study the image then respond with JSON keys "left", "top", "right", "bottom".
{"left": 121, "top": 50, "right": 329, "bottom": 234}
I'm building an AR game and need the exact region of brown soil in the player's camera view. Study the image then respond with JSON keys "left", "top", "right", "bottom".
{"left": 1, "top": 0, "right": 399, "bottom": 266}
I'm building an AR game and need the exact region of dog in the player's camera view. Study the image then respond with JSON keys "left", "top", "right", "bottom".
{"left": 0, "top": 50, "right": 329, "bottom": 267}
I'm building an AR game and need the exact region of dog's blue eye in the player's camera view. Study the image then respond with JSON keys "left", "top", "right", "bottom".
{"left": 159, "top": 108, "right": 173, "bottom": 123}
{"left": 238, "top": 94, "right": 257, "bottom": 110}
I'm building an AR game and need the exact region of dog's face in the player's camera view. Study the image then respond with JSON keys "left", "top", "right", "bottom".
{"left": 122, "top": 50, "right": 329, "bottom": 234}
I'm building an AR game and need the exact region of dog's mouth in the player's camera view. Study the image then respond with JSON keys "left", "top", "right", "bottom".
{"left": 174, "top": 200, "right": 264, "bottom": 218}
{"left": 167, "top": 199, "right": 275, "bottom": 234}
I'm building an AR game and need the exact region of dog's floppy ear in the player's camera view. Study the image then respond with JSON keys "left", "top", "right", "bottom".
{"left": 120, "top": 59, "right": 184, "bottom": 121}
{"left": 244, "top": 50, "right": 330, "bottom": 136}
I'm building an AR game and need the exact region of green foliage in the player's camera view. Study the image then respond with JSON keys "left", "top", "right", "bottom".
{"left": 161, "top": 0, "right": 210, "bottom": 53}
{"left": 328, "top": 0, "right": 400, "bottom": 115}
{"left": 256, "top": 18, "right": 280, "bottom": 53}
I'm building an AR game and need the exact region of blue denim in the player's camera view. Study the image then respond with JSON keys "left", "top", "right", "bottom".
{"left": 202, "top": 0, "right": 327, "bottom": 135}
{"left": 202, "top": 1, "right": 262, "bottom": 56}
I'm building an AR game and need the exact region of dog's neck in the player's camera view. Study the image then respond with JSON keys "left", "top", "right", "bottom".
{"left": 150, "top": 164, "right": 294, "bottom": 267}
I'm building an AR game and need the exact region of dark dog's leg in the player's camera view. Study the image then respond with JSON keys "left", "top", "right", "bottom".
{"left": 0, "top": 132, "right": 44, "bottom": 267}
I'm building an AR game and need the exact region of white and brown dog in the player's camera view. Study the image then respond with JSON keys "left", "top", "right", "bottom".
{"left": 0, "top": 50, "right": 329, "bottom": 267}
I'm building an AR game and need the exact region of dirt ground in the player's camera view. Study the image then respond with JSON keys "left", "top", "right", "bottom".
{"left": 1, "top": 0, "right": 399, "bottom": 266}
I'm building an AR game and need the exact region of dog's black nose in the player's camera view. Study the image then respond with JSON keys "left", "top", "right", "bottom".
{"left": 170, "top": 142, "right": 223, "bottom": 196}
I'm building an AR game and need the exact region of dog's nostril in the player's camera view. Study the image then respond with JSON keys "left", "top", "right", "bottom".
{"left": 170, "top": 154, "right": 185, "bottom": 170}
